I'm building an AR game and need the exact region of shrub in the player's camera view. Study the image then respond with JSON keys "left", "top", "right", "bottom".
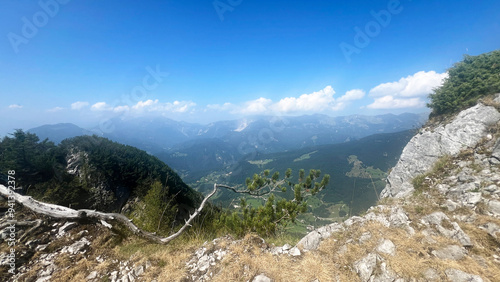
{"left": 428, "top": 50, "right": 500, "bottom": 117}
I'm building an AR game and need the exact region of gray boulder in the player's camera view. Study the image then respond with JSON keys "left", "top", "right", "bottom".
{"left": 445, "top": 269, "right": 483, "bottom": 282}
{"left": 431, "top": 245, "right": 467, "bottom": 260}
{"left": 381, "top": 102, "right": 500, "bottom": 198}
{"left": 253, "top": 273, "right": 272, "bottom": 282}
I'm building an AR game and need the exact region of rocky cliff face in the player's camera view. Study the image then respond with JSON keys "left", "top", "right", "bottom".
{"left": 66, "top": 147, "right": 130, "bottom": 212}
{"left": 292, "top": 95, "right": 500, "bottom": 281}
{"left": 381, "top": 95, "right": 500, "bottom": 198}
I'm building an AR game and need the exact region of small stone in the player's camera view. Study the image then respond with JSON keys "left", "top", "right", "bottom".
{"left": 445, "top": 268, "right": 483, "bottom": 282}
{"left": 423, "top": 268, "right": 440, "bottom": 281}
{"left": 432, "top": 245, "right": 467, "bottom": 260}
{"left": 86, "top": 271, "right": 98, "bottom": 280}
{"left": 444, "top": 199, "right": 459, "bottom": 211}
{"left": 288, "top": 247, "right": 301, "bottom": 257}
{"left": 377, "top": 239, "right": 396, "bottom": 256}
{"left": 479, "top": 222, "right": 500, "bottom": 239}
{"left": 57, "top": 222, "right": 77, "bottom": 237}
{"left": 485, "top": 185, "right": 498, "bottom": 193}
{"left": 467, "top": 192, "right": 482, "bottom": 205}
{"left": 488, "top": 200, "right": 500, "bottom": 216}
{"left": 282, "top": 244, "right": 291, "bottom": 251}
{"left": 358, "top": 232, "right": 372, "bottom": 244}
{"left": 61, "top": 237, "right": 90, "bottom": 254}
{"left": 253, "top": 273, "right": 272, "bottom": 282}
{"left": 134, "top": 265, "right": 144, "bottom": 277}
{"left": 354, "top": 253, "right": 379, "bottom": 282}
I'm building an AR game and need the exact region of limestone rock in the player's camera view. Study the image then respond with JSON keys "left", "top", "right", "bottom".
{"left": 488, "top": 200, "right": 500, "bottom": 217}
{"left": 423, "top": 268, "right": 441, "bottom": 281}
{"left": 86, "top": 271, "right": 98, "bottom": 280}
{"left": 381, "top": 102, "right": 500, "bottom": 198}
{"left": 445, "top": 268, "right": 483, "bottom": 282}
{"left": 431, "top": 245, "right": 467, "bottom": 260}
{"left": 253, "top": 273, "right": 272, "bottom": 282}
{"left": 288, "top": 247, "right": 301, "bottom": 257}
{"left": 420, "top": 212, "right": 473, "bottom": 247}
{"left": 377, "top": 239, "right": 396, "bottom": 256}
{"left": 297, "top": 222, "right": 344, "bottom": 251}
{"left": 354, "top": 253, "right": 378, "bottom": 282}
{"left": 479, "top": 222, "right": 500, "bottom": 239}
{"left": 61, "top": 237, "right": 90, "bottom": 255}
{"left": 354, "top": 253, "right": 398, "bottom": 282}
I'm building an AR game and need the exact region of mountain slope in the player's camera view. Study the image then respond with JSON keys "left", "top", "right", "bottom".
{"left": 28, "top": 123, "right": 93, "bottom": 144}
{"left": 192, "top": 129, "right": 415, "bottom": 225}
{"left": 0, "top": 131, "right": 202, "bottom": 220}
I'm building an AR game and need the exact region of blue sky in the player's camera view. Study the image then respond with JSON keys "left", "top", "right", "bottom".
{"left": 0, "top": 0, "right": 499, "bottom": 135}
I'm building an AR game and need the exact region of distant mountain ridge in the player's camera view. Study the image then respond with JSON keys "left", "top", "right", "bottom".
{"left": 28, "top": 123, "right": 94, "bottom": 144}
{"left": 29, "top": 113, "right": 426, "bottom": 149}
{"left": 28, "top": 113, "right": 426, "bottom": 179}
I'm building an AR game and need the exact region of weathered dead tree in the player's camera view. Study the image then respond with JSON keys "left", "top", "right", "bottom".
{"left": 0, "top": 184, "right": 217, "bottom": 245}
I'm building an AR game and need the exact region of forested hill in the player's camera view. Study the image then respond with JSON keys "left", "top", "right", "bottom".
{"left": 0, "top": 130, "right": 202, "bottom": 228}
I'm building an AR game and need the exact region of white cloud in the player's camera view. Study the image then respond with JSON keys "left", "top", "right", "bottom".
{"left": 132, "top": 99, "right": 159, "bottom": 110}
{"left": 369, "top": 71, "right": 448, "bottom": 98}
{"left": 8, "top": 104, "right": 23, "bottom": 109}
{"left": 131, "top": 99, "right": 196, "bottom": 113}
{"left": 206, "top": 102, "right": 235, "bottom": 112}
{"left": 208, "top": 86, "right": 352, "bottom": 115}
{"left": 338, "top": 89, "right": 365, "bottom": 102}
{"left": 367, "top": 95, "right": 425, "bottom": 109}
{"left": 113, "top": 105, "right": 130, "bottom": 112}
{"left": 91, "top": 102, "right": 112, "bottom": 111}
{"left": 71, "top": 101, "right": 89, "bottom": 110}
{"left": 241, "top": 97, "right": 273, "bottom": 114}
{"left": 169, "top": 100, "right": 197, "bottom": 113}
{"left": 274, "top": 86, "right": 335, "bottom": 112}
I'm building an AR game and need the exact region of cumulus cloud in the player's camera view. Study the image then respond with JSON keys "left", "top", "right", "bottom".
{"left": 131, "top": 99, "right": 196, "bottom": 113}
{"left": 210, "top": 86, "right": 355, "bottom": 115}
{"left": 169, "top": 100, "right": 197, "bottom": 113}
{"left": 206, "top": 102, "right": 235, "bottom": 112}
{"left": 132, "top": 99, "right": 159, "bottom": 110}
{"left": 71, "top": 101, "right": 89, "bottom": 110}
{"left": 367, "top": 96, "right": 425, "bottom": 109}
{"left": 274, "top": 86, "right": 335, "bottom": 112}
{"left": 113, "top": 105, "right": 130, "bottom": 113}
{"left": 91, "top": 102, "right": 112, "bottom": 111}
{"left": 241, "top": 97, "right": 273, "bottom": 114}
{"left": 8, "top": 104, "right": 23, "bottom": 109}
{"left": 338, "top": 89, "right": 365, "bottom": 102}
{"left": 369, "top": 71, "right": 448, "bottom": 97}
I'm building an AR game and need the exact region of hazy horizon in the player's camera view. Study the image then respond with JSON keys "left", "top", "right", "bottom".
{"left": 1, "top": 1, "right": 499, "bottom": 137}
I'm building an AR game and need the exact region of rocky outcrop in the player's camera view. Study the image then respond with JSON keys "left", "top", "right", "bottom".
{"left": 290, "top": 98, "right": 500, "bottom": 281}
{"left": 66, "top": 148, "right": 130, "bottom": 211}
{"left": 381, "top": 96, "right": 500, "bottom": 198}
